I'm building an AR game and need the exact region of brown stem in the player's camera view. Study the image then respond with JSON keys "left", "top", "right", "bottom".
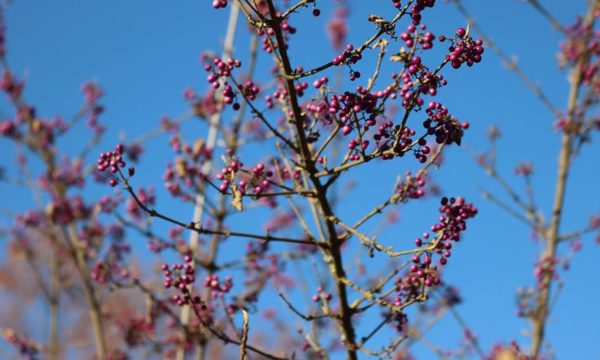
{"left": 262, "top": 1, "right": 358, "bottom": 357}
{"left": 239, "top": 310, "right": 249, "bottom": 360}
{"left": 48, "top": 254, "right": 60, "bottom": 360}
{"left": 177, "top": 5, "right": 241, "bottom": 360}
{"left": 530, "top": 2, "right": 598, "bottom": 357}
{"left": 62, "top": 225, "right": 107, "bottom": 359}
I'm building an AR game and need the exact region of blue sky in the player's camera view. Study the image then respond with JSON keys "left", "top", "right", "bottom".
{"left": 1, "top": 1, "right": 599, "bottom": 359}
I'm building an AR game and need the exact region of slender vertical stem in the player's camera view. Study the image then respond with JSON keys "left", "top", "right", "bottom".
{"left": 177, "top": 5, "right": 240, "bottom": 360}
{"left": 240, "top": 310, "right": 249, "bottom": 360}
{"left": 193, "top": 33, "right": 259, "bottom": 360}
{"left": 48, "top": 254, "right": 60, "bottom": 360}
{"left": 63, "top": 225, "right": 107, "bottom": 359}
{"left": 530, "top": 2, "right": 598, "bottom": 357}
{"left": 262, "top": 2, "right": 357, "bottom": 358}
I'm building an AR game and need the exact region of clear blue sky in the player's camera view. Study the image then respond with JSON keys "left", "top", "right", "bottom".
{"left": 1, "top": 1, "right": 599, "bottom": 359}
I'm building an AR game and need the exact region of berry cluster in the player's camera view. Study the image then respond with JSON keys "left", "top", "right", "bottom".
{"left": 312, "top": 76, "right": 329, "bottom": 89}
{"left": 257, "top": 19, "right": 297, "bottom": 54}
{"left": 162, "top": 260, "right": 198, "bottom": 306}
{"left": 212, "top": 0, "right": 227, "bottom": 9}
{"left": 559, "top": 17, "right": 600, "bottom": 71}
{"left": 163, "top": 161, "right": 193, "bottom": 200}
{"left": 15, "top": 210, "right": 42, "bottom": 228}
{"left": 413, "top": 141, "right": 431, "bottom": 163}
{"left": 348, "top": 138, "right": 370, "bottom": 152}
{"left": 393, "top": 197, "right": 477, "bottom": 307}
{"left": 423, "top": 102, "right": 468, "bottom": 146}
{"left": 268, "top": 82, "right": 289, "bottom": 105}
{"left": 311, "top": 287, "right": 333, "bottom": 302}
{"left": 161, "top": 139, "right": 213, "bottom": 199}
{"left": 122, "top": 317, "right": 154, "bottom": 348}
{"left": 407, "top": 55, "right": 422, "bottom": 75}
{"left": 0, "top": 70, "right": 24, "bottom": 98}
{"left": 205, "top": 57, "right": 241, "bottom": 89}
{"left": 332, "top": 44, "right": 362, "bottom": 66}
{"left": 328, "top": 86, "right": 383, "bottom": 135}
{"left": 396, "top": 171, "right": 428, "bottom": 199}
{"left": 433, "top": 196, "right": 478, "bottom": 246}
{"left": 372, "top": 121, "right": 400, "bottom": 159}
{"left": 216, "top": 158, "right": 277, "bottom": 196}
{"left": 47, "top": 195, "right": 91, "bottom": 224}
{"left": 293, "top": 79, "right": 309, "bottom": 97}
{"left": 81, "top": 82, "right": 105, "bottom": 134}
{"left": 397, "top": 65, "right": 447, "bottom": 109}
{"left": 216, "top": 158, "right": 243, "bottom": 192}
{"left": 446, "top": 28, "right": 484, "bottom": 69}
{"left": 204, "top": 57, "right": 261, "bottom": 110}
{"left": 90, "top": 230, "right": 132, "bottom": 286}
{"left": 238, "top": 80, "right": 260, "bottom": 102}
{"left": 91, "top": 255, "right": 131, "bottom": 284}
{"left": 391, "top": 312, "right": 409, "bottom": 332}
{"left": 97, "top": 144, "right": 134, "bottom": 187}
{"left": 40, "top": 157, "right": 83, "bottom": 191}
{"left": 0, "top": 115, "right": 67, "bottom": 148}
{"left": 98, "top": 194, "right": 120, "bottom": 214}
{"left": 514, "top": 162, "right": 534, "bottom": 176}
{"left": 221, "top": 84, "right": 236, "bottom": 105}
{"left": 410, "top": 0, "right": 436, "bottom": 25}
{"left": 204, "top": 274, "right": 233, "bottom": 299}
{"left": 245, "top": 162, "right": 274, "bottom": 195}
{"left": 394, "top": 259, "right": 441, "bottom": 305}
{"left": 0, "top": 119, "right": 17, "bottom": 137}
{"left": 374, "top": 121, "right": 424, "bottom": 160}
{"left": 274, "top": 163, "right": 302, "bottom": 183}
{"left": 400, "top": 24, "right": 435, "bottom": 50}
